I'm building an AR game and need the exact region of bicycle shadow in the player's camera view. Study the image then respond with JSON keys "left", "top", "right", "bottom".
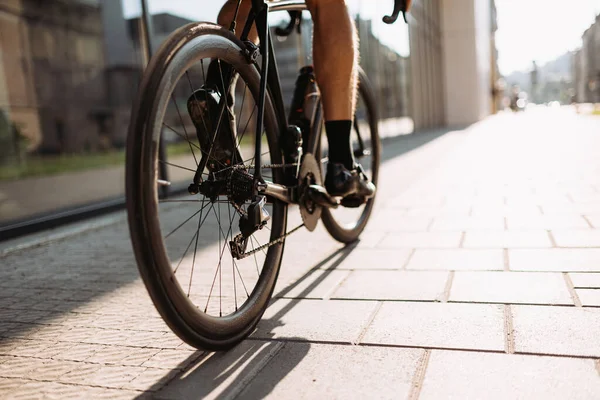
{"left": 142, "top": 243, "right": 358, "bottom": 399}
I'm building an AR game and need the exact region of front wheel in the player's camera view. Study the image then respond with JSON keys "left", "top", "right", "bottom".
{"left": 320, "top": 68, "right": 381, "bottom": 243}
{"left": 126, "top": 23, "right": 286, "bottom": 350}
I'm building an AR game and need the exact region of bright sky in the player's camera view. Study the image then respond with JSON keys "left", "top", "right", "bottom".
{"left": 495, "top": 0, "right": 600, "bottom": 74}
{"left": 122, "top": 0, "right": 600, "bottom": 75}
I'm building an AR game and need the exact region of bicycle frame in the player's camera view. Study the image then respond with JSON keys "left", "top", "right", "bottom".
{"left": 234, "top": 0, "right": 321, "bottom": 205}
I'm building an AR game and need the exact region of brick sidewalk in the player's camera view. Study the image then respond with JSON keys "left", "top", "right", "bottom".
{"left": 1, "top": 108, "right": 600, "bottom": 399}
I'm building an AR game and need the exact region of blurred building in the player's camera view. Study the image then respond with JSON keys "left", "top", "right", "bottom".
{"left": 0, "top": 0, "right": 500, "bottom": 235}
{"left": 409, "top": 0, "right": 499, "bottom": 129}
{"left": 573, "top": 14, "right": 600, "bottom": 103}
{"left": 0, "top": 0, "right": 107, "bottom": 156}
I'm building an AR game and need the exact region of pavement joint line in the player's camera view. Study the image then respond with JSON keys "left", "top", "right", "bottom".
{"left": 547, "top": 230, "right": 557, "bottom": 248}
{"left": 220, "top": 341, "right": 285, "bottom": 400}
{"left": 440, "top": 271, "right": 454, "bottom": 303}
{"left": 322, "top": 270, "right": 352, "bottom": 300}
{"left": 582, "top": 215, "right": 595, "bottom": 228}
{"left": 503, "top": 248, "right": 510, "bottom": 271}
{"left": 503, "top": 217, "right": 508, "bottom": 230}
{"left": 0, "top": 373, "right": 148, "bottom": 392}
{"left": 503, "top": 305, "right": 515, "bottom": 354}
{"left": 426, "top": 218, "right": 435, "bottom": 232}
{"left": 537, "top": 205, "right": 545, "bottom": 215}
{"left": 353, "top": 301, "right": 383, "bottom": 345}
{"left": 458, "top": 232, "right": 466, "bottom": 248}
{"left": 401, "top": 249, "right": 416, "bottom": 270}
{"left": 408, "top": 349, "right": 430, "bottom": 400}
{"left": 563, "top": 273, "right": 582, "bottom": 307}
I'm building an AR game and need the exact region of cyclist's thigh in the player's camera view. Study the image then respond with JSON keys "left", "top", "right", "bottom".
{"left": 305, "top": 0, "right": 347, "bottom": 15}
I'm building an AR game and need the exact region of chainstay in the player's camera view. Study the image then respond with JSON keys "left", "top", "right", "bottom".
{"left": 237, "top": 223, "right": 305, "bottom": 259}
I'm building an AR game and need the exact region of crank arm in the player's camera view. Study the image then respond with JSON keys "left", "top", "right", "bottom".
{"left": 258, "top": 181, "right": 295, "bottom": 204}
{"left": 258, "top": 181, "right": 340, "bottom": 209}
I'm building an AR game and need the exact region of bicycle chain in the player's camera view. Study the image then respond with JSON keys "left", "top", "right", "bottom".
{"left": 234, "top": 223, "right": 305, "bottom": 259}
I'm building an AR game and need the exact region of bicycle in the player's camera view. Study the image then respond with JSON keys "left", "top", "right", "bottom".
{"left": 126, "top": 0, "right": 408, "bottom": 350}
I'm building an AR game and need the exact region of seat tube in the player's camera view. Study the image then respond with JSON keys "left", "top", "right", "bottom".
{"left": 252, "top": 0, "right": 269, "bottom": 191}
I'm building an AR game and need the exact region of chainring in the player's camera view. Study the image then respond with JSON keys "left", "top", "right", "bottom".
{"left": 298, "top": 153, "right": 322, "bottom": 232}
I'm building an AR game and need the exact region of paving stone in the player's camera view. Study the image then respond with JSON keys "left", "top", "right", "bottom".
{"left": 449, "top": 272, "right": 573, "bottom": 305}
{"left": 470, "top": 204, "right": 542, "bottom": 216}
{"left": 512, "top": 305, "right": 600, "bottom": 357}
{"left": 353, "top": 231, "right": 386, "bottom": 248}
{"left": 239, "top": 343, "right": 424, "bottom": 400}
{"left": 275, "top": 269, "right": 350, "bottom": 299}
{"left": 31, "top": 360, "right": 80, "bottom": 380}
{"left": 153, "top": 341, "right": 283, "bottom": 400}
{"left": 463, "top": 231, "right": 552, "bottom": 248}
{"left": 569, "top": 273, "right": 600, "bottom": 288}
{"left": 141, "top": 349, "right": 200, "bottom": 370}
{"left": 331, "top": 249, "right": 413, "bottom": 270}
{"left": 331, "top": 270, "right": 448, "bottom": 301}
{"left": 404, "top": 205, "right": 471, "bottom": 217}
{"left": 361, "top": 302, "right": 504, "bottom": 351}
{"left": 122, "top": 367, "right": 180, "bottom": 392}
{"left": 378, "top": 232, "right": 462, "bottom": 249}
{"left": 430, "top": 216, "right": 505, "bottom": 231}
{"left": 252, "top": 299, "right": 377, "bottom": 343}
{"left": 407, "top": 249, "right": 504, "bottom": 271}
{"left": 552, "top": 229, "right": 600, "bottom": 247}
{"left": 367, "top": 214, "right": 433, "bottom": 232}
{"left": 57, "top": 363, "right": 103, "bottom": 384}
{"left": 0, "top": 356, "right": 45, "bottom": 378}
{"left": 506, "top": 215, "right": 590, "bottom": 230}
{"left": 85, "top": 365, "right": 146, "bottom": 388}
{"left": 576, "top": 289, "right": 600, "bottom": 307}
{"left": 119, "top": 348, "right": 162, "bottom": 367}
{"left": 0, "top": 377, "right": 29, "bottom": 393}
{"left": 510, "top": 249, "right": 600, "bottom": 271}
{"left": 53, "top": 343, "right": 103, "bottom": 362}
{"left": 420, "top": 350, "right": 600, "bottom": 400}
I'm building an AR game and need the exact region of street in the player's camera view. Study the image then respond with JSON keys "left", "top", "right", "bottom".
{"left": 1, "top": 107, "right": 600, "bottom": 399}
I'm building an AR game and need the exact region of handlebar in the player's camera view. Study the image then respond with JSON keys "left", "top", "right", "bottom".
{"left": 383, "top": 0, "right": 410, "bottom": 25}
{"left": 275, "top": 0, "right": 409, "bottom": 38}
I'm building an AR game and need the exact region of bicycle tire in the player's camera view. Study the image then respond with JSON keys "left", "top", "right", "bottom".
{"left": 126, "top": 22, "right": 287, "bottom": 350}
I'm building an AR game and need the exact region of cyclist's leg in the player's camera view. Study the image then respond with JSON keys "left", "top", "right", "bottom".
{"left": 306, "top": 0, "right": 375, "bottom": 199}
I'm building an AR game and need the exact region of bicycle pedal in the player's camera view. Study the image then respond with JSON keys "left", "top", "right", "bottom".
{"left": 307, "top": 185, "right": 340, "bottom": 208}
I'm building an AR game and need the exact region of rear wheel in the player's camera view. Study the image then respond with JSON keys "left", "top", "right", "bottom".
{"left": 126, "top": 23, "right": 286, "bottom": 350}
{"left": 320, "top": 69, "right": 381, "bottom": 243}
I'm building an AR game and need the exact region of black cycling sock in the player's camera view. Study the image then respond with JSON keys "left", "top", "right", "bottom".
{"left": 326, "top": 120, "right": 354, "bottom": 170}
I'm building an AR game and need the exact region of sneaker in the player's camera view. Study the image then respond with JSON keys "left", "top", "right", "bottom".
{"left": 324, "top": 163, "right": 376, "bottom": 206}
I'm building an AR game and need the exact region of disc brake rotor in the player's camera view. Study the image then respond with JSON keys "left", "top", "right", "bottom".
{"left": 298, "top": 153, "right": 322, "bottom": 232}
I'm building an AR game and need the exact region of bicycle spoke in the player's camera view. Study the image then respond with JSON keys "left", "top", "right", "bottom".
{"left": 227, "top": 202, "right": 238, "bottom": 310}
{"left": 165, "top": 200, "right": 212, "bottom": 239}
{"left": 249, "top": 236, "right": 260, "bottom": 275}
{"left": 174, "top": 196, "right": 208, "bottom": 275}
{"left": 159, "top": 160, "right": 196, "bottom": 173}
{"left": 170, "top": 93, "right": 198, "bottom": 167}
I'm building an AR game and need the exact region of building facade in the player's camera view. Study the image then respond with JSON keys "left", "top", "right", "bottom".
{"left": 574, "top": 15, "right": 600, "bottom": 103}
